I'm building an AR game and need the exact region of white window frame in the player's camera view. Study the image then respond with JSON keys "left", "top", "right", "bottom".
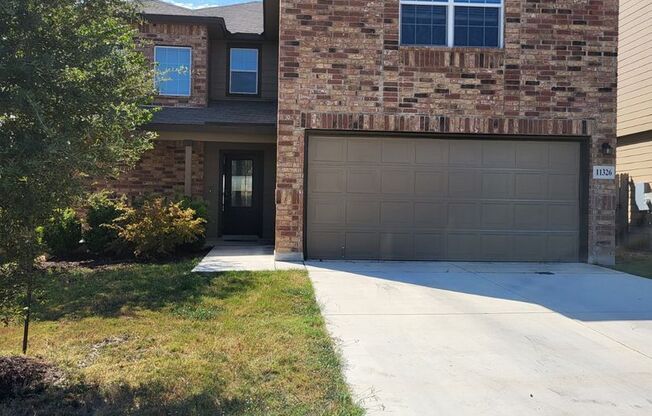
{"left": 229, "top": 47, "right": 259, "bottom": 95}
{"left": 399, "top": 0, "right": 504, "bottom": 48}
{"left": 154, "top": 46, "right": 193, "bottom": 97}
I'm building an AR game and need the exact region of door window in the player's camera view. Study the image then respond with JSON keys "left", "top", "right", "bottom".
{"left": 231, "top": 159, "right": 253, "bottom": 207}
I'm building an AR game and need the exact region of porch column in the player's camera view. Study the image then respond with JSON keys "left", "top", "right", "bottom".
{"left": 184, "top": 140, "right": 192, "bottom": 196}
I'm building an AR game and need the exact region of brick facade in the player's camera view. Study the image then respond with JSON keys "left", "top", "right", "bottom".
{"left": 276, "top": 0, "right": 618, "bottom": 264}
{"left": 95, "top": 140, "right": 205, "bottom": 200}
{"left": 137, "top": 22, "right": 209, "bottom": 107}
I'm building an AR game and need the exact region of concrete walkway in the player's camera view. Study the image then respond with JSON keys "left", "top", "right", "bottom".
{"left": 192, "top": 244, "right": 304, "bottom": 272}
{"left": 307, "top": 261, "right": 652, "bottom": 415}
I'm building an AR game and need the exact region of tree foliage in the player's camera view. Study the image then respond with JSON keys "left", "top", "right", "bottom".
{"left": 0, "top": 0, "right": 156, "bottom": 349}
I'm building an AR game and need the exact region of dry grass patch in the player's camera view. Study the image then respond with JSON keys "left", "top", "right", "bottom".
{"left": 0, "top": 259, "right": 363, "bottom": 416}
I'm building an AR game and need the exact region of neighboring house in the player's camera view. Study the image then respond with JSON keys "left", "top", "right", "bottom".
{"left": 108, "top": 0, "right": 618, "bottom": 264}
{"left": 617, "top": 0, "right": 652, "bottom": 212}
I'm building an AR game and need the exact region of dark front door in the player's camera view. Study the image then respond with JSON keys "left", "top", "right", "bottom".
{"left": 221, "top": 152, "right": 263, "bottom": 236}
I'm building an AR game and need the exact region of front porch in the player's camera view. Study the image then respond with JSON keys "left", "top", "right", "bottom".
{"left": 192, "top": 242, "right": 304, "bottom": 272}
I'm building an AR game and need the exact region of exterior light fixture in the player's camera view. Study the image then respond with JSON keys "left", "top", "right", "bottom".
{"left": 601, "top": 142, "right": 614, "bottom": 156}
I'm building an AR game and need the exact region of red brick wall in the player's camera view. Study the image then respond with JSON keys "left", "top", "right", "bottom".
{"left": 276, "top": 0, "right": 618, "bottom": 264}
{"left": 95, "top": 140, "right": 205, "bottom": 200}
{"left": 138, "top": 22, "right": 209, "bottom": 107}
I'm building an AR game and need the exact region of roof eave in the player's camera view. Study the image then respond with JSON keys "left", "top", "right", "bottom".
{"left": 140, "top": 13, "right": 228, "bottom": 34}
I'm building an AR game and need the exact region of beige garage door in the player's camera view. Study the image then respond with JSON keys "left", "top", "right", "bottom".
{"left": 306, "top": 135, "right": 581, "bottom": 261}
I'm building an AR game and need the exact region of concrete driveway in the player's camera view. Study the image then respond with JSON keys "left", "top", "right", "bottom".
{"left": 307, "top": 261, "right": 652, "bottom": 415}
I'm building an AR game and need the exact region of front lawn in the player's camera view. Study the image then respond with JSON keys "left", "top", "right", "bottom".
{"left": 0, "top": 259, "right": 363, "bottom": 415}
{"left": 612, "top": 249, "right": 652, "bottom": 279}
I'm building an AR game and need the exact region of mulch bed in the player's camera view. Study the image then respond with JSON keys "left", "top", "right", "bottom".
{"left": 0, "top": 356, "right": 64, "bottom": 400}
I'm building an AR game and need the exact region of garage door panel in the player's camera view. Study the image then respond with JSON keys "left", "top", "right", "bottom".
{"left": 548, "top": 174, "right": 579, "bottom": 200}
{"left": 310, "top": 167, "right": 346, "bottom": 193}
{"left": 308, "top": 231, "right": 343, "bottom": 259}
{"left": 450, "top": 141, "right": 482, "bottom": 166}
{"left": 514, "top": 173, "right": 547, "bottom": 199}
{"left": 307, "top": 136, "right": 580, "bottom": 261}
{"left": 380, "top": 233, "right": 414, "bottom": 259}
{"left": 382, "top": 141, "right": 414, "bottom": 163}
{"left": 481, "top": 172, "right": 514, "bottom": 199}
{"left": 414, "top": 233, "right": 446, "bottom": 259}
{"left": 415, "top": 171, "right": 448, "bottom": 194}
{"left": 516, "top": 142, "right": 549, "bottom": 169}
{"left": 449, "top": 171, "right": 479, "bottom": 197}
{"left": 345, "top": 232, "right": 379, "bottom": 259}
{"left": 447, "top": 233, "right": 481, "bottom": 259}
{"left": 548, "top": 204, "right": 578, "bottom": 230}
{"left": 415, "top": 140, "right": 448, "bottom": 165}
{"left": 480, "top": 234, "right": 514, "bottom": 260}
{"left": 381, "top": 201, "right": 413, "bottom": 225}
{"left": 512, "top": 234, "right": 547, "bottom": 261}
{"left": 309, "top": 198, "right": 345, "bottom": 224}
{"left": 514, "top": 203, "right": 548, "bottom": 230}
{"left": 347, "top": 168, "right": 380, "bottom": 193}
{"left": 448, "top": 203, "right": 479, "bottom": 227}
{"left": 381, "top": 170, "right": 413, "bottom": 194}
{"left": 347, "top": 139, "right": 381, "bottom": 163}
{"left": 414, "top": 203, "right": 447, "bottom": 227}
{"left": 346, "top": 200, "right": 380, "bottom": 226}
{"left": 481, "top": 203, "right": 513, "bottom": 229}
{"left": 309, "top": 137, "right": 345, "bottom": 162}
{"left": 547, "top": 234, "right": 579, "bottom": 261}
{"left": 549, "top": 142, "right": 580, "bottom": 173}
{"left": 482, "top": 142, "right": 516, "bottom": 168}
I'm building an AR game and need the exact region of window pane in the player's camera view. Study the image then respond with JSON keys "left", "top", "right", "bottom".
{"left": 231, "top": 160, "right": 253, "bottom": 207}
{"left": 230, "top": 48, "right": 258, "bottom": 71}
{"left": 155, "top": 47, "right": 191, "bottom": 96}
{"left": 400, "top": 5, "right": 446, "bottom": 46}
{"left": 402, "top": 4, "right": 416, "bottom": 24}
{"left": 231, "top": 71, "right": 257, "bottom": 94}
{"left": 453, "top": 6, "right": 500, "bottom": 47}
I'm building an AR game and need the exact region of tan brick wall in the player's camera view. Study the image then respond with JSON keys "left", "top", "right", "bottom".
{"left": 95, "top": 140, "right": 205, "bottom": 200}
{"left": 276, "top": 0, "right": 618, "bottom": 264}
{"left": 138, "top": 22, "right": 209, "bottom": 107}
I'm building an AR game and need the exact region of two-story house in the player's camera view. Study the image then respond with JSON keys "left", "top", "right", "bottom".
{"left": 111, "top": 0, "right": 618, "bottom": 264}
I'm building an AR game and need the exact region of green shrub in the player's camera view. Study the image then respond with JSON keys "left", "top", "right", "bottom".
{"left": 42, "top": 208, "right": 82, "bottom": 257}
{"left": 115, "top": 198, "right": 206, "bottom": 259}
{"left": 178, "top": 196, "right": 209, "bottom": 251}
{"left": 84, "top": 192, "right": 129, "bottom": 256}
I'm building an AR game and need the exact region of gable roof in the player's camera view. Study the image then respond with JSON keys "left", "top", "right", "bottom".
{"left": 195, "top": 2, "right": 263, "bottom": 34}
{"left": 138, "top": 0, "right": 263, "bottom": 35}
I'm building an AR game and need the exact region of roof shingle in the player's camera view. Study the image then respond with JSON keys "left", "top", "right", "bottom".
{"left": 149, "top": 100, "right": 277, "bottom": 127}
{"left": 138, "top": 0, "right": 263, "bottom": 34}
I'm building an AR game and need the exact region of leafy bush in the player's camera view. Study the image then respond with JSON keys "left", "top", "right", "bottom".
{"left": 42, "top": 209, "right": 82, "bottom": 257}
{"left": 178, "top": 196, "right": 209, "bottom": 251}
{"left": 115, "top": 198, "right": 206, "bottom": 259}
{"left": 84, "top": 192, "right": 129, "bottom": 256}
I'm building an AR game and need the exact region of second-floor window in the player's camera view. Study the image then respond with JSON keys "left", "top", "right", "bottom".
{"left": 400, "top": 0, "right": 502, "bottom": 48}
{"left": 229, "top": 48, "right": 259, "bottom": 95}
{"left": 154, "top": 46, "right": 192, "bottom": 96}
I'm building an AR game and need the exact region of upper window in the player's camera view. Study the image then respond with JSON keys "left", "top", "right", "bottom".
{"left": 400, "top": 0, "right": 503, "bottom": 48}
{"left": 229, "top": 48, "right": 259, "bottom": 95}
{"left": 154, "top": 46, "right": 192, "bottom": 96}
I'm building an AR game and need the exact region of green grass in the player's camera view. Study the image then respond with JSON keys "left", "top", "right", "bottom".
{"left": 612, "top": 249, "right": 652, "bottom": 279}
{"left": 0, "top": 259, "right": 363, "bottom": 416}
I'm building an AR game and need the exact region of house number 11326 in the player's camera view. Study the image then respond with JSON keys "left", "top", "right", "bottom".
{"left": 593, "top": 165, "right": 615, "bottom": 180}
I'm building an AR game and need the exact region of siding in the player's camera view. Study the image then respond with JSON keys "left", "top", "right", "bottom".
{"left": 618, "top": 132, "right": 652, "bottom": 183}
{"left": 618, "top": 0, "right": 652, "bottom": 137}
{"left": 210, "top": 40, "right": 278, "bottom": 100}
